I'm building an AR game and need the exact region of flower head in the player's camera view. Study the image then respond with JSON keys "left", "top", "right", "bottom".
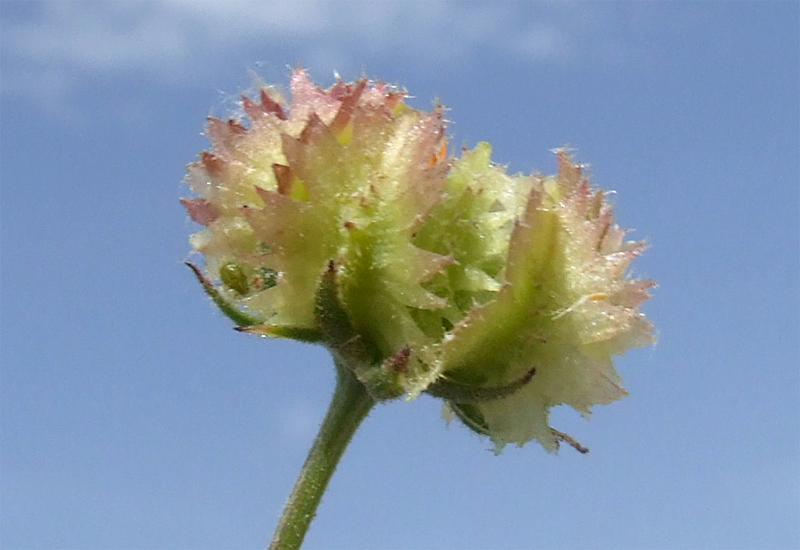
{"left": 183, "top": 69, "right": 654, "bottom": 452}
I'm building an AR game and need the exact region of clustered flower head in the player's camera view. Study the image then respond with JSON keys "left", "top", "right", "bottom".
{"left": 183, "top": 69, "right": 654, "bottom": 452}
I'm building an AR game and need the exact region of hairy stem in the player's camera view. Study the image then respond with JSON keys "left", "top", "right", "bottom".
{"left": 268, "top": 360, "right": 375, "bottom": 550}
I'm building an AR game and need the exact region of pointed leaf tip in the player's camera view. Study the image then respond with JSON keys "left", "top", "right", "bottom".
{"left": 184, "top": 262, "right": 264, "bottom": 327}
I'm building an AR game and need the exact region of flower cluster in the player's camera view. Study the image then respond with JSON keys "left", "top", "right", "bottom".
{"left": 183, "top": 70, "right": 654, "bottom": 452}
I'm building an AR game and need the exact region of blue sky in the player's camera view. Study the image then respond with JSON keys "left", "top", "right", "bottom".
{"left": 1, "top": 2, "right": 798, "bottom": 549}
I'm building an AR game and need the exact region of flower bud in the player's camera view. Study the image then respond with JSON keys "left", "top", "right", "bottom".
{"left": 183, "top": 70, "right": 654, "bottom": 451}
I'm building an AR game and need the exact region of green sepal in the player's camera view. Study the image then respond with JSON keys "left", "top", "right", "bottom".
{"left": 426, "top": 366, "right": 536, "bottom": 403}
{"left": 447, "top": 402, "right": 490, "bottom": 436}
{"left": 315, "top": 261, "right": 405, "bottom": 401}
{"left": 235, "top": 323, "right": 324, "bottom": 343}
{"left": 185, "top": 262, "right": 264, "bottom": 327}
{"left": 314, "top": 261, "right": 378, "bottom": 362}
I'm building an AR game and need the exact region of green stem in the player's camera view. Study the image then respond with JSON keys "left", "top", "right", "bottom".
{"left": 268, "top": 360, "right": 375, "bottom": 550}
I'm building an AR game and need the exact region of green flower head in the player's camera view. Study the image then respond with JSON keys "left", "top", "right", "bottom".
{"left": 183, "top": 69, "right": 654, "bottom": 452}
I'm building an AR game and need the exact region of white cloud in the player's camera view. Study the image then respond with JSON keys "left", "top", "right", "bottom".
{"left": 5, "top": 3, "right": 189, "bottom": 73}
{"left": 276, "top": 399, "right": 322, "bottom": 443}
{"left": 0, "top": 1, "right": 635, "bottom": 113}
{"left": 511, "top": 24, "right": 570, "bottom": 62}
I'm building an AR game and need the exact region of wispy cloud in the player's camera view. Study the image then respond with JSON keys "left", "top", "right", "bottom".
{"left": 1, "top": 1, "right": 637, "bottom": 114}
{"left": 7, "top": 3, "right": 190, "bottom": 72}
{"left": 275, "top": 398, "right": 323, "bottom": 443}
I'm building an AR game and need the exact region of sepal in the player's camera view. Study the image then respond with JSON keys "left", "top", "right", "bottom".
{"left": 426, "top": 367, "right": 536, "bottom": 403}
{"left": 185, "top": 262, "right": 264, "bottom": 327}
{"left": 315, "top": 261, "right": 406, "bottom": 400}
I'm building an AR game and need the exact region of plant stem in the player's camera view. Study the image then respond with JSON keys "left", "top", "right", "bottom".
{"left": 268, "top": 360, "right": 375, "bottom": 550}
